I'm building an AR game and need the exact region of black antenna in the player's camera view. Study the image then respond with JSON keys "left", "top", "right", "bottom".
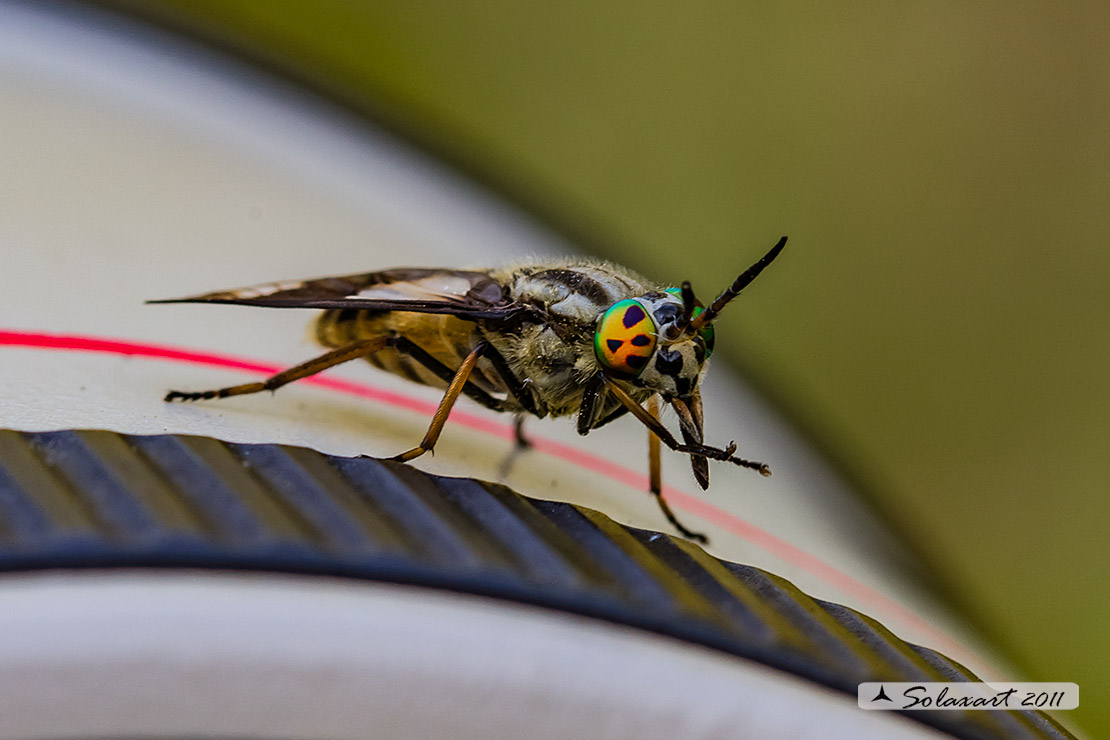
{"left": 689, "top": 236, "right": 787, "bottom": 331}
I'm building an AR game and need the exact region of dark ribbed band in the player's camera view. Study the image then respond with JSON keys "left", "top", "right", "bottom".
{"left": 0, "top": 429, "right": 1074, "bottom": 740}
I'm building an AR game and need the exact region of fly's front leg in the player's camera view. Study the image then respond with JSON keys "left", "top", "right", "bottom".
{"left": 391, "top": 341, "right": 489, "bottom": 463}
{"left": 164, "top": 337, "right": 392, "bottom": 402}
{"left": 603, "top": 378, "right": 771, "bottom": 476}
{"left": 647, "top": 396, "right": 708, "bottom": 543}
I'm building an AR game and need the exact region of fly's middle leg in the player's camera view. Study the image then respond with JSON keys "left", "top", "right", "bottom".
{"left": 166, "top": 335, "right": 504, "bottom": 465}
{"left": 512, "top": 414, "right": 532, "bottom": 450}
{"left": 496, "top": 414, "right": 533, "bottom": 482}
{"left": 390, "top": 341, "right": 489, "bottom": 463}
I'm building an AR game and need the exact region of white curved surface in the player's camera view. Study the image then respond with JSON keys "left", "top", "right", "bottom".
{"left": 0, "top": 571, "right": 950, "bottom": 740}
{"left": 0, "top": 0, "right": 1007, "bottom": 711}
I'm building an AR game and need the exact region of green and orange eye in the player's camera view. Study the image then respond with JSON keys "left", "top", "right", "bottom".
{"left": 595, "top": 299, "right": 657, "bottom": 376}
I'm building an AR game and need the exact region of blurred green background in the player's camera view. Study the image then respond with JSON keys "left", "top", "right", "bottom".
{"left": 93, "top": 2, "right": 1107, "bottom": 735}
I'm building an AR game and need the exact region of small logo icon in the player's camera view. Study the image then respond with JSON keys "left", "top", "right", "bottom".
{"left": 872, "top": 685, "right": 893, "bottom": 702}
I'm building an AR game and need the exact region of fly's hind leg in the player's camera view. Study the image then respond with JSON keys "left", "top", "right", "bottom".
{"left": 168, "top": 333, "right": 505, "bottom": 465}
{"left": 647, "top": 396, "right": 709, "bottom": 544}
{"left": 164, "top": 337, "right": 392, "bottom": 402}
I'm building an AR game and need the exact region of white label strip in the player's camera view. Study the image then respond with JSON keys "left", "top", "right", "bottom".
{"left": 858, "top": 682, "right": 1078, "bottom": 711}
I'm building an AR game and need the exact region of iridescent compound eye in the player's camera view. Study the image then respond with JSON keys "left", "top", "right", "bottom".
{"left": 595, "top": 299, "right": 657, "bottom": 377}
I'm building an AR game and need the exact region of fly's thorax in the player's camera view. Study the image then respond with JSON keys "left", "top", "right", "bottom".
{"left": 482, "top": 322, "right": 593, "bottom": 417}
{"left": 593, "top": 291, "right": 713, "bottom": 398}
{"left": 498, "top": 259, "right": 654, "bottom": 327}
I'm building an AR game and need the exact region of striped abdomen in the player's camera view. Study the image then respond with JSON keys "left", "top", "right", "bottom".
{"left": 314, "top": 309, "right": 505, "bottom": 397}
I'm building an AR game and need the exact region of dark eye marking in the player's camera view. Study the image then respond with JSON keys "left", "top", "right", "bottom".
{"left": 654, "top": 348, "right": 684, "bottom": 376}
{"left": 606, "top": 338, "right": 623, "bottom": 353}
{"left": 626, "top": 354, "right": 648, "bottom": 370}
{"left": 622, "top": 304, "right": 646, "bottom": 328}
{"left": 675, "top": 377, "right": 692, "bottom": 396}
{"left": 630, "top": 333, "right": 651, "bottom": 346}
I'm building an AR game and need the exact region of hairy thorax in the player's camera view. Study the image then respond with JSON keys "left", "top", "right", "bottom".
{"left": 482, "top": 259, "right": 660, "bottom": 417}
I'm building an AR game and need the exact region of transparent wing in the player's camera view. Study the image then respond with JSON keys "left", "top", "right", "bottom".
{"left": 150, "top": 268, "right": 516, "bottom": 320}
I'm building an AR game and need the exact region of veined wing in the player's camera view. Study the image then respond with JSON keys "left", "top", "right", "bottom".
{"left": 149, "top": 268, "right": 518, "bottom": 320}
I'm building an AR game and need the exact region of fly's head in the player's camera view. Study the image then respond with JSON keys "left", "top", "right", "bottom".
{"left": 592, "top": 237, "right": 787, "bottom": 493}
{"left": 593, "top": 285, "right": 717, "bottom": 486}
{"left": 592, "top": 236, "right": 787, "bottom": 411}
{"left": 593, "top": 287, "right": 714, "bottom": 403}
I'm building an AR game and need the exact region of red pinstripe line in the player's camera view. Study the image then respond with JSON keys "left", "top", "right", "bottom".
{"left": 0, "top": 329, "right": 982, "bottom": 666}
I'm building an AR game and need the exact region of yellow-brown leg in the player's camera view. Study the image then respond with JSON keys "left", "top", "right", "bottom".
{"left": 647, "top": 395, "right": 708, "bottom": 543}
{"left": 390, "top": 341, "right": 488, "bottom": 463}
{"left": 603, "top": 377, "right": 770, "bottom": 474}
{"left": 648, "top": 396, "right": 662, "bottom": 493}
{"left": 164, "top": 337, "right": 391, "bottom": 402}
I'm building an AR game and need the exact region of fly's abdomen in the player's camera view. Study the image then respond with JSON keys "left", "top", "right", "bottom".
{"left": 314, "top": 309, "right": 498, "bottom": 393}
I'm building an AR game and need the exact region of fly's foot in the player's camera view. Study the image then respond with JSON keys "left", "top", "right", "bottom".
{"left": 164, "top": 380, "right": 267, "bottom": 403}
{"left": 389, "top": 446, "right": 430, "bottom": 463}
{"left": 673, "top": 520, "right": 709, "bottom": 544}
{"left": 711, "top": 439, "right": 769, "bottom": 475}
{"left": 652, "top": 489, "right": 710, "bottom": 544}
{"left": 727, "top": 455, "right": 771, "bottom": 475}
{"left": 680, "top": 439, "right": 769, "bottom": 476}
{"left": 165, "top": 389, "right": 215, "bottom": 402}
